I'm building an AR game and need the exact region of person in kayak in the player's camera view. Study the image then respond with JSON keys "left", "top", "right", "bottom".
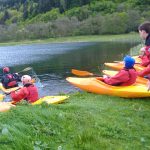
{"left": 103, "top": 56, "right": 137, "bottom": 86}
{"left": 1, "top": 67, "right": 21, "bottom": 89}
{"left": 138, "top": 21, "right": 150, "bottom": 67}
{"left": 10, "top": 75, "right": 39, "bottom": 104}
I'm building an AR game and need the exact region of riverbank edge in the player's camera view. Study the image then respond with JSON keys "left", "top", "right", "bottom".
{"left": 0, "top": 33, "right": 140, "bottom": 46}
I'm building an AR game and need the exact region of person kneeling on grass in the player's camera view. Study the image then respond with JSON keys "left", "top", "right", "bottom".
{"left": 10, "top": 75, "right": 39, "bottom": 104}
{"left": 103, "top": 56, "right": 137, "bottom": 86}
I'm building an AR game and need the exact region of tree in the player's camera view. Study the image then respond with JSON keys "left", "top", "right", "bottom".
{"left": 0, "top": 10, "right": 10, "bottom": 24}
{"left": 23, "top": 1, "right": 28, "bottom": 20}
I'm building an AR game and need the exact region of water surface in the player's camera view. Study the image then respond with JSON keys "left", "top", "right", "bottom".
{"left": 0, "top": 41, "right": 139, "bottom": 96}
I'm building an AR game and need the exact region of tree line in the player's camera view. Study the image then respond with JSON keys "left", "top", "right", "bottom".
{"left": 0, "top": 0, "right": 149, "bottom": 42}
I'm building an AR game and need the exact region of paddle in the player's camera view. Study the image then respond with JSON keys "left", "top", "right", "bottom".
{"left": 71, "top": 69, "right": 101, "bottom": 77}
{"left": 17, "top": 67, "right": 32, "bottom": 73}
{"left": 16, "top": 67, "right": 39, "bottom": 85}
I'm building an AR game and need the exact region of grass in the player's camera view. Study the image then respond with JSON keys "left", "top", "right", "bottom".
{"left": 0, "top": 92, "right": 149, "bottom": 149}
{"left": 0, "top": 33, "right": 140, "bottom": 46}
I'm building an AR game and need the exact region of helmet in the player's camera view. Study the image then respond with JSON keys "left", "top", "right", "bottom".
{"left": 123, "top": 55, "right": 135, "bottom": 69}
{"left": 3, "top": 67, "right": 10, "bottom": 73}
{"left": 21, "top": 75, "right": 32, "bottom": 84}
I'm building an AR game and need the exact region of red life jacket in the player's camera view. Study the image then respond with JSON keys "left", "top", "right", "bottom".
{"left": 6, "top": 74, "right": 17, "bottom": 87}
{"left": 24, "top": 84, "right": 39, "bottom": 103}
{"left": 140, "top": 46, "right": 150, "bottom": 67}
{"left": 103, "top": 68, "right": 137, "bottom": 86}
{"left": 121, "top": 68, "right": 137, "bottom": 86}
{"left": 11, "top": 84, "right": 38, "bottom": 103}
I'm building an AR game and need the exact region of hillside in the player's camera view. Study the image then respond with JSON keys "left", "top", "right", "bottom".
{"left": 0, "top": 0, "right": 149, "bottom": 42}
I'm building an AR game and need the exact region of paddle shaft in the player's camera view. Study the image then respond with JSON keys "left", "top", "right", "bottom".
{"left": 72, "top": 69, "right": 101, "bottom": 77}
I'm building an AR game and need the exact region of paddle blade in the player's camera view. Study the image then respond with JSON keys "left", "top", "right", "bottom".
{"left": 17, "top": 67, "right": 32, "bottom": 73}
{"left": 22, "top": 67, "right": 32, "bottom": 72}
{"left": 71, "top": 69, "right": 93, "bottom": 77}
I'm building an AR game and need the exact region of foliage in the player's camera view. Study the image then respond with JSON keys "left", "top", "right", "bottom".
{"left": 0, "top": 0, "right": 149, "bottom": 41}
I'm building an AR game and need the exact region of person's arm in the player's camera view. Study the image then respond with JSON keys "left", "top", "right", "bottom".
{"left": 10, "top": 87, "right": 29, "bottom": 104}
{"left": 138, "top": 65, "right": 150, "bottom": 77}
{"left": 140, "top": 55, "right": 150, "bottom": 67}
{"left": 103, "top": 70, "right": 129, "bottom": 85}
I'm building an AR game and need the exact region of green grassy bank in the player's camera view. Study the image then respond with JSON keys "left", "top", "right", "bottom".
{"left": 0, "top": 92, "right": 149, "bottom": 149}
{"left": 0, "top": 33, "right": 140, "bottom": 46}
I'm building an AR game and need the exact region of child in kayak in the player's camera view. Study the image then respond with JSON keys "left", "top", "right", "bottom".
{"left": 138, "top": 21, "right": 150, "bottom": 67}
{"left": 103, "top": 56, "right": 137, "bottom": 86}
{"left": 10, "top": 75, "right": 39, "bottom": 104}
{"left": 1, "top": 67, "right": 21, "bottom": 89}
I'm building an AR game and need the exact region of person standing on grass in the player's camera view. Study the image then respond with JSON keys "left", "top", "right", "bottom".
{"left": 137, "top": 22, "right": 150, "bottom": 79}
{"left": 138, "top": 21, "right": 150, "bottom": 67}
{"left": 103, "top": 56, "right": 137, "bottom": 86}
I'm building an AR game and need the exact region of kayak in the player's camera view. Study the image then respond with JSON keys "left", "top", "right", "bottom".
{"left": 133, "top": 56, "right": 141, "bottom": 63}
{"left": 105, "top": 62, "right": 145, "bottom": 71}
{"left": 0, "top": 83, "right": 20, "bottom": 93}
{"left": 0, "top": 94, "right": 5, "bottom": 101}
{"left": 102, "top": 70, "right": 148, "bottom": 85}
{"left": 32, "top": 95, "right": 69, "bottom": 105}
{"left": 0, "top": 78, "right": 36, "bottom": 93}
{"left": 66, "top": 77, "right": 150, "bottom": 98}
{"left": 0, "top": 102, "right": 15, "bottom": 112}
{"left": 115, "top": 56, "right": 141, "bottom": 63}
{"left": 0, "top": 95, "right": 69, "bottom": 112}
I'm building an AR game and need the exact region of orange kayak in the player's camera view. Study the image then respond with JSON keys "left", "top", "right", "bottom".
{"left": 114, "top": 55, "right": 141, "bottom": 63}
{"left": 132, "top": 56, "right": 141, "bottom": 63}
{"left": 102, "top": 70, "right": 148, "bottom": 85}
{"left": 105, "top": 62, "right": 145, "bottom": 71}
{"left": 66, "top": 77, "right": 150, "bottom": 98}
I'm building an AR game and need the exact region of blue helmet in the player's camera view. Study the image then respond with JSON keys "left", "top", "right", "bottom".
{"left": 123, "top": 55, "right": 135, "bottom": 69}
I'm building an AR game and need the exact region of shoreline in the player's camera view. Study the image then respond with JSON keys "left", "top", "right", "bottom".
{"left": 0, "top": 33, "right": 140, "bottom": 46}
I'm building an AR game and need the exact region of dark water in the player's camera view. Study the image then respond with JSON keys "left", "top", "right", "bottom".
{"left": 0, "top": 41, "right": 139, "bottom": 96}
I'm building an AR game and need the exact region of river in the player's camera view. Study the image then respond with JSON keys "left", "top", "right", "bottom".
{"left": 0, "top": 41, "right": 139, "bottom": 97}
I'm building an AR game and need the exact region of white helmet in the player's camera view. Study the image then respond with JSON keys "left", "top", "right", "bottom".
{"left": 21, "top": 75, "right": 32, "bottom": 84}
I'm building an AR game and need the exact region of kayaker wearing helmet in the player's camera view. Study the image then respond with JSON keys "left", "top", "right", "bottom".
{"left": 1, "top": 67, "right": 21, "bottom": 89}
{"left": 103, "top": 56, "right": 137, "bottom": 86}
{"left": 10, "top": 75, "right": 39, "bottom": 104}
{"left": 138, "top": 21, "right": 150, "bottom": 67}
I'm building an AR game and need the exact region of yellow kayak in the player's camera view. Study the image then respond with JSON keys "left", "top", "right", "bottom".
{"left": 0, "top": 83, "right": 20, "bottom": 93}
{"left": 102, "top": 70, "right": 148, "bottom": 85}
{"left": 32, "top": 95, "right": 69, "bottom": 105}
{"left": 132, "top": 56, "right": 141, "bottom": 63}
{"left": 105, "top": 62, "right": 145, "bottom": 71}
{"left": 115, "top": 56, "right": 141, "bottom": 63}
{"left": 0, "top": 102, "right": 15, "bottom": 112}
{"left": 66, "top": 77, "right": 150, "bottom": 98}
{"left": 0, "top": 95, "right": 69, "bottom": 112}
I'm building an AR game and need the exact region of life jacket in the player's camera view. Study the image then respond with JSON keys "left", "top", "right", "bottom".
{"left": 139, "top": 46, "right": 150, "bottom": 67}
{"left": 10, "top": 83, "right": 39, "bottom": 104}
{"left": 120, "top": 68, "right": 137, "bottom": 86}
{"left": 104, "top": 68, "right": 137, "bottom": 86}
{"left": 4, "top": 73, "right": 18, "bottom": 88}
{"left": 145, "top": 46, "right": 150, "bottom": 57}
{"left": 24, "top": 84, "right": 39, "bottom": 103}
